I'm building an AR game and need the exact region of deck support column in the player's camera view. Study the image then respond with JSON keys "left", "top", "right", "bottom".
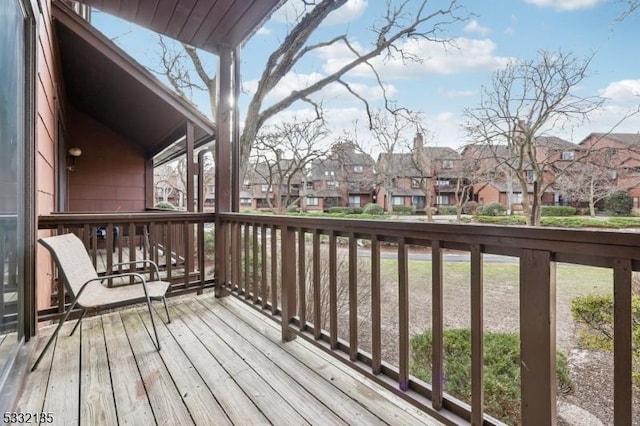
{"left": 214, "top": 47, "right": 233, "bottom": 298}
{"left": 520, "top": 249, "right": 556, "bottom": 425}
{"left": 281, "top": 226, "right": 297, "bottom": 341}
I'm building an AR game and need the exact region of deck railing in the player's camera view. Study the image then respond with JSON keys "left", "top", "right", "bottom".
{"left": 216, "top": 213, "right": 638, "bottom": 425}
{"left": 0, "top": 215, "right": 19, "bottom": 332}
{"left": 37, "top": 212, "right": 214, "bottom": 321}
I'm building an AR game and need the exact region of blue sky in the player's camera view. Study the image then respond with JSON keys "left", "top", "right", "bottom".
{"left": 92, "top": 0, "right": 639, "bottom": 153}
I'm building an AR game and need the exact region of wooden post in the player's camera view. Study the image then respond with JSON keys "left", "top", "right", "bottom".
{"left": 520, "top": 249, "right": 556, "bottom": 425}
{"left": 431, "top": 240, "right": 444, "bottom": 410}
{"left": 214, "top": 48, "right": 233, "bottom": 298}
{"left": 613, "top": 258, "right": 632, "bottom": 425}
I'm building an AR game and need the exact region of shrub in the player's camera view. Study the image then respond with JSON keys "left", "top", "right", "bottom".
{"left": 363, "top": 203, "right": 384, "bottom": 215}
{"left": 475, "top": 215, "right": 526, "bottom": 225}
{"left": 286, "top": 204, "right": 299, "bottom": 213}
{"left": 541, "top": 206, "right": 576, "bottom": 216}
{"left": 437, "top": 206, "right": 458, "bottom": 215}
{"left": 605, "top": 191, "right": 633, "bottom": 216}
{"left": 463, "top": 201, "right": 479, "bottom": 215}
{"left": 154, "top": 201, "right": 176, "bottom": 210}
{"left": 327, "top": 207, "right": 354, "bottom": 214}
{"left": 410, "top": 329, "right": 573, "bottom": 425}
{"left": 203, "top": 230, "right": 214, "bottom": 252}
{"left": 480, "top": 202, "right": 506, "bottom": 216}
{"left": 351, "top": 207, "right": 363, "bottom": 214}
{"left": 392, "top": 205, "right": 415, "bottom": 215}
{"left": 572, "top": 294, "right": 640, "bottom": 384}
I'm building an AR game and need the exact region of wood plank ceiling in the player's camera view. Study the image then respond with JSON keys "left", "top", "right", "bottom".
{"left": 75, "top": 0, "right": 284, "bottom": 54}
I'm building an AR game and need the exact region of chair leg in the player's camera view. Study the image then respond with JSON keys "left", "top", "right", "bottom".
{"left": 31, "top": 300, "right": 79, "bottom": 372}
{"left": 69, "top": 309, "right": 87, "bottom": 336}
{"left": 163, "top": 297, "right": 171, "bottom": 323}
{"left": 145, "top": 297, "right": 161, "bottom": 351}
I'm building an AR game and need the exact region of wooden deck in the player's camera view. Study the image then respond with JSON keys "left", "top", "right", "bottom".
{"left": 16, "top": 293, "right": 442, "bottom": 425}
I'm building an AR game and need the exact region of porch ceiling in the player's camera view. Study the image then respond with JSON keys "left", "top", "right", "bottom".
{"left": 74, "top": 0, "right": 284, "bottom": 55}
{"left": 53, "top": 2, "right": 216, "bottom": 157}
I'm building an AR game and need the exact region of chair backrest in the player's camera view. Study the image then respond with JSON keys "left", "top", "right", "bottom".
{"left": 39, "top": 233, "right": 99, "bottom": 297}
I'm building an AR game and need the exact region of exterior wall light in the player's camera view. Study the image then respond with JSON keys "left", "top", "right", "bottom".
{"left": 67, "top": 147, "right": 82, "bottom": 171}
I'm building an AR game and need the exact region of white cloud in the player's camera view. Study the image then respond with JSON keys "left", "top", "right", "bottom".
{"left": 524, "top": 0, "right": 605, "bottom": 11}
{"left": 438, "top": 88, "right": 476, "bottom": 98}
{"left": 464, "top": 20, "right": 490, "bottom": 37}
{"left": 320, "top": 37, "right": 512, "bottom": 79}
{"left": 271, "top": 0, "right": 367, "bottom": 26}
{"left": 600, "top": 80, "right": 640, "bottom": 104}
{"left": 255, "top": 26, "right": 272, "bottom": 36}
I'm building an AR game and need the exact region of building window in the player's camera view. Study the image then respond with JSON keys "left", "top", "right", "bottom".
{"left": 436, "top": 195, "right": 450, "bottom": 205}
{"left": 435, "top": 179, "right": 450, "bottom": 186}
{"left": 526, "top": 170, "right": 535, "bottom": 183}
{"left": 348, "top": 195, "right": 361, "bottom": 208}
{"left": 240, "top": 198, "right": 251, "bottom": 206}
{"left": 306, "top": 197, "right": 319, "bottom": 206}
{"left": 392, "top": 196, "right": 405, "bottom": 206}
{"left": 327, "top": 180, "right": 339, "bottom": 188}
{"left": 411, "top": 178, "right": 422, "bottom": 188}
{"left": 561, "top": 151, "right": 575, "bottom": 160}
{"left": 442, "top": 160, "right": 453, "bottom": 169}
{"left": 305, "top": 181, "right": 314, "bottom": 190}
{"left": 512, "top": 193, "right": 523, "bottom": 204}
{"left": 412, "top": 196, "right": 426, "bottom": 208}
{"left": 354, "top": 165, "right": 363, "bottom": 173}
{"left": 207, "top": 185, "right": 215, "bottom": 193}
{"left": 260, "top": 184, "right": 272, "bottom": 192}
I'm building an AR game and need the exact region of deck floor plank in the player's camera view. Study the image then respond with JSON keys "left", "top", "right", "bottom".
{"left": 161, "top": 303, "right": 269, "bottom": 425}
{"left": 101, "top": 312, "right": 154, "bottom": 425}
{"left": 186, "top": 298, "right": 354, "bottom": 426}
{"left": 42, "top": 322, "right": 80, "bottom": 426}
{"left": 135, "top": 306, "right": 232, "bottom": 426}
{"left": 119, "top": 310, "right": 194, "bottom": 426}
{"left": 80, "top": 317, "right": 118, "bottom": 426}
{"left": 213, "top": 296, "right": 443, "bottom": 426}
{"left": 172, "top": 302, "right": 309, "bottom": 425}
{"left": 18, "top": 293, "right": 443, "bottom": 426}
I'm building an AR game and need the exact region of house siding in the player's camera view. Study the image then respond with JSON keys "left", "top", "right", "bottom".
{"left": 66, "top": 107, "right": 146, "bottom": 212}
{"left": 35, "top": 0, "right": 58, "bottom": 311}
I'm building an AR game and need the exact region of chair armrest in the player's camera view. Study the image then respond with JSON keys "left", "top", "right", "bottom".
{"left": 80, "top": 272, "right": 153, "bottom": 301}
{"left": 109, "top": 259, "right": 161, "bottom": 279}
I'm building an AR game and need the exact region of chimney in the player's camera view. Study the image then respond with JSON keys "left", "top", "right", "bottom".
{"left": 414, "top": 132, "right": 424, "bottom": 150}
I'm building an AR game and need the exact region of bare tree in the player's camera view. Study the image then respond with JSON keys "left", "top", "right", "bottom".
{"left": 555, "top": 162, "right": 618, "bottom": 216}
{"left": 464, "top": 50, "right": 604, "bottom": 226}
{"left": 372, "top": 108, "right": 423, "bottom": 212}
{"left": 617, "top": 0, "right": 640, "bottom": 19}
{"left": 241, "top": 0, "right": 466, "bottom": 175}
{"left": 250, "top": 119, "right": 329, "bottom": 213}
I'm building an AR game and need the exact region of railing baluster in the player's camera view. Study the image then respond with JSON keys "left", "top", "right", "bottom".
{"left": 398, "top": 238, "right": 409, "bottom": 391}
{"left": 270, "top": 225, "right": 278, "bottom": 315}
{"left": 166, "top": 221, "right": 173, "bottom": 285}
{"left": 613, "top": 258, "right": 632, "bottom": 425}
{"left": 281, "top": 225, "right": 297, "bottom": 341}
{"left": 348, "top": 233, "right": 358, "bottom": 361}
{"left": 253, "top": 224, "right": 259, "bottom": 304}
{"left": 261, "top": 225, "right": 267, "bottom": 308}
{"left": 471, "top": 244, "right": 484, "bottom": 425}
{"left": 520, "top": 249, "right": 556, "bottom": 425}
{"left": 329, "top": 231, "right": 338, "bottom": 350}
{"left": 244, "top": 223, "right": 250, "bottom": 298}
{"left": 197, "top": 220, "right": 205, "bottom": 293}
{"left": 106, "top": 223, "right": 114, "bottom": 287}
{"left": 313, "top": 230, "right": 321, "bottom": 340}
{"left": 298, "top": 228, "right": 306, "bottom": 330}
{"left": 183, "top": 221, "right": 191, "bottom": 289}
{"left": 231, "top": 222, "right": 239, "bottom": 292}
{"left": 371, "top": 234, "right": 381, "bottom": 375}
{"left": 431, "top": 239, "right": 443, "bottom": 409}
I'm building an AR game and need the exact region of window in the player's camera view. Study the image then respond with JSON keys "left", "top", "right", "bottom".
{"left": 348, "top": 195, "right": 361, "bottom": 208}
{"left": 306, "top": 197, "right": 319, "bottom": 206}
{"left": 354, "top": 165, "right": 363, "bottom": 173}
{"left": 436, "top": 195, "right": 450, "bottom": 205}
{"left": 260, "top": 184, "right": 272, "bottom": 192}
{"left": 207, "top": 185, "right": 215, "bottom": 193}
{"left": 608, "top": 169, "right": 617, "bottom": 180}
{"left": 561, "top": 151, "right": 575, "bottom": 160}
{"left": 442, "top": 160, "right": 454, "bottom": 169}
{"left": 392, "top": 196, "right": 405, "bottom": 206}
{"left": 240, "top": 198, "right": 252, "bottom": 206}
{"left": 327, "top": 180, "right": 339, "bottom": 188}
{"left": 305, "top": 181, "right": 314, "bottom": 190}
{"left": 512, "top": 193, "right": 523, "bottom": 204}
{"left": 435, "top": 179, "right": 450, "bottom": 186}
{"left": 411, "top": 178, "right": 422, "bottom": 189}
{"left": 324, "top": 170, "right": 335, "bottom": 176}
{"left": 526, "top": 170, "right": 535, "bottom": 183}
{"left": 412, "top": 196, "right": 426, "bottom": 208}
